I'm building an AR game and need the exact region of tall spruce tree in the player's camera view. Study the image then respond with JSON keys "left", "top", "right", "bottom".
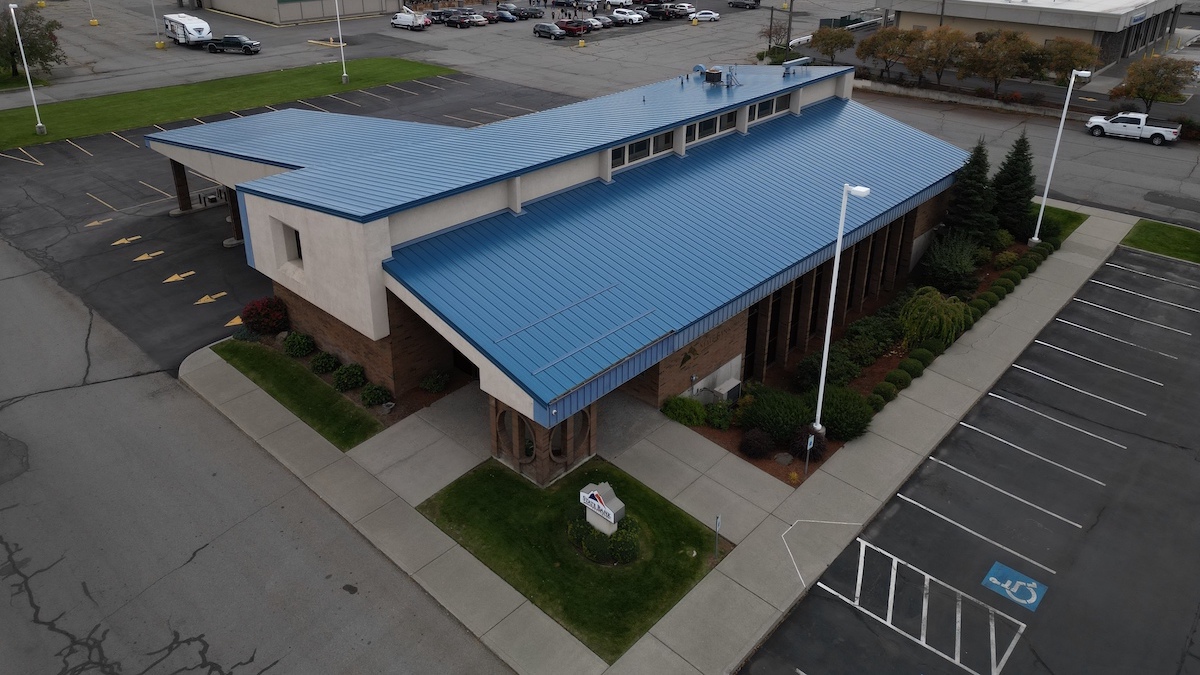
{"left": 991, "top": 131, "right": 1036, "bottom": 241}
{"left": 944, "top": 139, "right": 997, "bottom": 240}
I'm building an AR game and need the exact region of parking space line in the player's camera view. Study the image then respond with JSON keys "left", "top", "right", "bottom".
{"left": 1071, "top": 298, "right": 1190, "bottom": 334}
{"left": 436, "top": 75, "right": 469, "bottom": 85}
{"left": 960, "top": 423, "right": 1106, "bottom": 486}
{"left": 1032, "top": 340, "right": 1162, "bottom": 386}
{"left": 385, "top": 84, "right": 419, "bottom": 96}
{"left": 297, "top": 100, "right": 329, "bottom": 113}
{"left": 152, "top": 124, "right": 166, "bottom": 131}
{"left": 192, "top": 117, "right": 206, "bottom": 124}
{"left": 496, "top": 102, "right": 536, "bottom": 113}
{"left": 86, "top": 192, "right": 117, "bottom": 211}
{"left": 327, "top": 94, "right": 361, "bottom": 107}
{"left": 110, "top": 132, "right": 139, "bottom": 148}
{"left": 411, "top": 79, "right": 444, "bottom": 90}
{"left": 264, "top": 104, "right": 279, "bottom": 111}
{"left": 443, "top": 114, "right": 482, "bottom": 126}
{"left": 471, "top": 108, "right": 510, "bottom": 118}
{"left": 0, "top": 148, "right": 43, "bottom": 166}
{"left": 896, "top": 494, "right": 1057, "bottom": 575}
{"left": 358, "top": 89, "right": 389, "bottom": 101}
{"left": 229, "top": 110, "right": 244, "bottom": 117}
{"left": 988, "top": 393, "right": 1127, "bottom": 449}
{"left": 1011, "top": 364, "right": 1146, "bottom": 416}
{"left": 138, "top": 181, "right": 172, "bottom": 198}
{"left": 1105, "top": 262, "right": 1200, "bottom": 293}
{"left": 1054, "top": 318, "right": 1178, "bottom": 359}
{"left": 929, "top": 457, "right": 1083, "bottom": 528}
{"left": 1090, "top": 280, "right": 1200, "bottom": 314}
{"left": 65, "top": 139, "right": 93, "bottom": 157}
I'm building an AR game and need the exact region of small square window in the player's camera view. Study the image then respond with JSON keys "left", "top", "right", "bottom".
{"left": 628, "top": 138, "right": 650, "bottom": 161}
{"left": 775, "top": 93, "right": 791, "bottom": 112}
{"left": 652, "top": 131, "right": 674, "bottom": 154}
{"left": 757, "top": 100, "right": 773, "bottom": 118}
{"left": 283, "top": 223, "right": 303, "bottom": 263}
{"left": 720, "top": 112, "right": 737, "bottom": 130}
{"left": 685, "top": 124, "right": 696, "bottom": 143}
{"left": 697, "top": 117, "right": 717, "bottom": 138}
{"left": 611, "top": 146, "right": 626, "bottom": 168}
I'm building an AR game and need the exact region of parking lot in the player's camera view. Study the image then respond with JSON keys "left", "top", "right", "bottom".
{"left": 743, "top": 246, "right": 1200, "bottom": 674}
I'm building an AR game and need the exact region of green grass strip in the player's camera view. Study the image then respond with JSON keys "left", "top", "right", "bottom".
{"left": 419, "top": 459, "right": 718, "bottom": 663}
{"left": 1122, "top": 219, "right": 1200, "bottom": 264}
{"left": 0, "top": 58, "right": 453, "bottom": 150}
{"left": 211, "top": 340, "right": 382, "bottom": 451}
{"left": 1030, "top": 203, "right": 1088, "bottom": 241}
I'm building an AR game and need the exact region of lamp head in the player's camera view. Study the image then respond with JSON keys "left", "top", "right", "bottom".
{"left": 9, "top": 3, "right": 18, "bottom": 9}
{"left": 1074, "top": 69, "right": 1092, "bottom": 79}
{"left": 848, "top": 185, "right": 871, "bottom": 198}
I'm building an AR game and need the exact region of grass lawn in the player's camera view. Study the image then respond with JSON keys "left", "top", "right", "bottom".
{"left": 1031, "top": 203, "right": 1088, "bottom": 241}
{"left": 419, "top": 459, "right": 722, "bottom": 663}
{"left": 1122, "top": 219, "right": 1200, "bottom": 264}
{"left": 0, "top": 58, "right": 453, "bottom": 150}
{"left": 211, "top": 340, "right": 382, "bottom": 451}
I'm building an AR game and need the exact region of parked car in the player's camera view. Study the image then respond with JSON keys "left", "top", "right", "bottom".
{"left": 556, "top": 18, "right": 589, "bottom": 34}
{"left": 689, "top": 9, "right": 719, "bottom": 20}
{"left": 613, "top": 7, "right": 644, "bottom": 21}
{"left": 481, "top": 10, "right": 500, "bottom": 22}
{"left": 444, "top": 13, "right": 472, "bottom": 27}
{"left": 533, "top": 21, "right": 567, "bottom": 37}
{"left": 592, "top": 14, "right": 614, "bottom": 26}
{"left": 467, "top": 13, "right": 490, "bottom": 25}
{"left": 727, "top": 0, "right": 759, "bottom": 7}
{"left": 497, "top": 2, "right": 519, "bottom": 10}
{"left": 514, "top": 6, "right": 544, "bottom": 17}
{"left": 206, "top": 34, "right": 261, "bottom": 54}
{"left": 427, "top": 9, "right": 449, "bottom": 22}
{"left": 575, "top": 0, "right": 598, "bottom": 10}
{"left": 1086, "top": 112, "right": 1181, "bottom": 145}
{"left": 608, "top": 0, "right": 634, "bottom": 6}
{"left": 581, "top": 16, "right": 603, "bottom": 29}
{"left": 496, "top": 9, "right": 518, "bottom": 21}
{"left": 551, "top": 0, "right": 573, "bottom": 6}
{"left": 633, "top": 8, "right": 651, "bottom": 17}
{"left": 672, "top": 2, "right": 697, "bottom": 14}
{"left": 643, "top": 4, "right": 674, "bottom": 19}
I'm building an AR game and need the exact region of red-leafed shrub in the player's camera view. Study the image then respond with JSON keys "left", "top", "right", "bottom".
{"left": 240, "top": 297, "right": 289, "bottom": 334}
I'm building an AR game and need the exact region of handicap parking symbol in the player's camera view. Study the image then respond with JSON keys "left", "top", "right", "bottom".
{"left": 982, "top": 562, "right": 1046, "bottom": 611}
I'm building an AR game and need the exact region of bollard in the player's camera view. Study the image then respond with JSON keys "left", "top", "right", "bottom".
{"left": 578, "top": 38, "right": 586, "bottom": 47}
{"left": 692, "top": 17, "right": 698, "bottom": 25}
{"left": 89, "top": 18, "right": 99, "bottom": 26}
{"left": 155, "top": 40, "right": 166, "bottom": 49}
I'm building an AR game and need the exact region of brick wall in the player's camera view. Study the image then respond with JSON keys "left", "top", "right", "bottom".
{"left": 660, "top": 310, "right": 748, "bottom": 401}
{"left": 388, "top": 293, "right": 456, "bottom": 394}
{"left": 912, "top": 190, "right": 949, "bottom": 239}
{"left": 275, "top": 282, "right": 395, "bottom": 392}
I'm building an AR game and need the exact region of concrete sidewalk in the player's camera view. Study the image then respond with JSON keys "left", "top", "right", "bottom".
{"left": 179, "top": 198, "right": 1138, "bottom": 675}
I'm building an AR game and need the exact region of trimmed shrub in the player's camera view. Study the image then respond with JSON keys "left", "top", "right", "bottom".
{"left": 989, "top": 284, "right": 1008, "bottom": 300}
{"left": 794, "top": 350, "right": 861, "bottom": 392}
{"left": 993, "top": 251, "right": 1020, "bottom": 269}
{"left": 918, "top": 230, "right": 981, "bottom": 294}
{"left": 900, "top": 286, "right": 971, "bottom": 348}
{"left": 868, "top": 393, "right": 887, "bottom": 412}
{"left": 1046, "top": 237, "right": 1064, "bottom": 250}
{"left": 1011, "top": 264, "right": 1030, "bottom": 278}
{"left": 899, "top": 358, "right": 925, "bottom": 378}
{"left": 332, "top": 363, "right": 367, "bottom": 392}
{"left": 1018, "top": 256, "right": 1040, "bottom": 271}
{"left": 739, "top": 387, "right": 813, "bottom": 444}
{"left": 990, "top": 228, "right": 1015, "bottom": 252}
{"left": 918, "top": 338, "right": 947, "bottom": 356}
{"left": 609, "top": 518, "right": 641, "bottom": 564}
{"left": 873, "top": 381, "right": 898, "bottom": 401}
{"left": 814, "top": 386, "right": 875, "bottom": 441}
{"left": 240, "top": 296, "right": 289, "bottom": 335}
{"left": 310, "top": 351, "right": 340, "bottom": 374}
{"left": 1025, "top": 249, "right": 1046, "bottom": 263}
{"left": 361, "top": 383, "right": 393, "bottom": 407}
{"left": 845, "top": 315, "right": 904, "bottom": 354}
{"left": 283, "top": 331, "right": 315, "bottom": 358}
{"left": 568, "top": 514, "right": 642, "bottom": 565}
{"left": 420, "top": 370, "right": 452, "bottom": 393}
{"left": 789, "top": 428, "right": 827, "bottom": 461}
{"left": 968, "top": 305, "right": 983, "bottom": 322}
{"left": 705, "top": 400, "right": 734, "bottom": 430}
{"left": 909, "top": 348, "right": 935, "bottom": 367}
{"left": 973, "top": 246, "right": 993, "bottom": 267}
{"left": 994, "top": 278, "right": 1016, "bottom": 293}
{"left": 978, "top": 291, "right": 1000, "bottom": 307}
{"left": 1000, "top": 270, "right": 1022, "bottom": 284}
{"left": 1034, "top": 242, "right": 1055, "bottom": 258}
{"left": 662, "top": 396, "right": 706, "bottom": 426}
{"left": 842, "top": 335, "right": 884, "bottom": 367}
{"left": 740, "top": 428, "right": 776, "bottom": 459}
{"left": 885, "top": 369, "right": 912, "bottom": 389}
{"left": 232, "top": 327, "right": 259, "bottom": 342}
{"left": 968, "top": 298, "right": 991, "bottom": 315}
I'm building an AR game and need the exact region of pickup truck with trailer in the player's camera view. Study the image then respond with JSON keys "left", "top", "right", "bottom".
{"left": 205, "top": 35, "right": 261, "bottom": 54}
{"left": 1085, "top": 112, "right": 1181, "bottom": 146}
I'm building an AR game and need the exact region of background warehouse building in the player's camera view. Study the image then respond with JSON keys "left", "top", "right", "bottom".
{"left": 147, "top": 65, "right": 968, "bottom": 486}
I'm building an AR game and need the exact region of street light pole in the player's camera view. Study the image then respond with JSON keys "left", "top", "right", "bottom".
{"left": 8, "top": 3, "right": 45, "bottom": 135}
{"left": 334, "top": 0, "right": 348, "bottom": 84}
{"left": 811, "top": 183, "right": 871, "bottom": 438}
{"left": 1030, "top": 68, "right": 1090, "bottom": 245}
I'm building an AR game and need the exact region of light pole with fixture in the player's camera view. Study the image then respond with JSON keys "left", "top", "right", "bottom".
{"left": 808, "top": 183, "right": 871, "bottom": 464}
{"left": 1030, "top": 68, "right": 1090, "bottom": 245}
{"left": 8, "top": 3, "right": 45, "bottom": 135}
{"left": 334, "top": 0, "right": 348, "bottom": 84}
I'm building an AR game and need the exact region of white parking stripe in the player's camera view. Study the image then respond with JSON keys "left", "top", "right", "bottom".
{"left": 471, "top": 108, "right": 510, "bottom": 118}
{"left": 1090, "top": 279, "right": 1200, "bottom": 314}
{"left": 192, "top": 117, "right": 206, "bottom": 124}
{"left": 960, "top": 422, "right": 1106, "bottom": 486}
{"left": 229, "top": 110, "right": 244, "bottom": 117}
{"left": 897, "top": 494, "right": 1057, "bottom": 575}
{"left": 327, "top": 94, "right": 361, "bottom": 107}
{"left": 1106, "top": 262, "right": 1200, "bottom": 293}
{"left": 1071, "top": 299, "right": 1190, "bottom": 335}
{"left": 358, "top": 89, "right": 390, "bottom": 101}
{"left": 1032, "top": 340, "right": 1162, "bottom": 386}
{"left": 496, "top": 101, "right": 536, "bottom": 113}
{"left": 386, "top": 84, "right": 419, "bottom": 96}
{"left": 66, "top": 139, "right": 93, "bottom": 157}
{"left": 297, "top": 99, "right": 329, "bottom": 112}
{"left": 443, "top": 114, "right": 482, "bottom": 126}
{"left": 411, "top": 79, "right": 444, "bottom": 90}
{"left": 988, "top": 393, "right": 1127, "bottom": 449}
{"left": 1011, "top": 364, "right": 1146, "bottom": 416}
{"left": 110, "top": 132, "right": 139, "bottom": 148}
{"left": 929, "top": 457, "right": 1083, "bottom": 528}
{"left": 1054, "top": 318, "right": 1177, "bottom": 360}
{"left": 436, "top": 75, "right": 469, "bottom": 85}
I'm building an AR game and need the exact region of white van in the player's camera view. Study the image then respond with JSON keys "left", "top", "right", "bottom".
{"left": 163, "top": 13, "right": 213, "bottom": 45}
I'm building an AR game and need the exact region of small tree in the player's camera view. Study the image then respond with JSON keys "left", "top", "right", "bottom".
{"left": 1109, "top": 56, "right": 1199, "bottom": 115}
{"left": 855, "top": 27, "right": 919, "bottom": 79}
{"left": 900, "top": 287, "right": 971, "bottom": 348}
{"left": 759, "top": 18, "right": 788, "bottom": 50}
{"left": 992, "top": 131, "right": 1036, "bottom": 240}
{"left": 957, "top": 30, "right": 1037, "bottom": 95}
{"left": 1043, "top": 37, "right": 1100, "bottom": 84}
{"left": 923, "top": 26, "right": 969, "bottom": 86}
{"left": 900, "top": 29, "right": 932, "bottom": 85}
{"left": 811, "top": 26, "right": 855, "bottom": 65}
{"left": 1, "top": 3, "right": 65, "bottom": 79}
{"left": 945, "top": 139, "right": 998, "bottom": 240}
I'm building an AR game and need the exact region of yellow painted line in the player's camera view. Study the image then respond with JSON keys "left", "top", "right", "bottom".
{"left": 306, "top": 38, "right": 345, "bottom": 47}
{"left": 86, "top": 193, "right": 117, "bottom": 211}
{"left": 0, "top": 148, "right": 44, "bottom": 166}
{"left": 162, "top": 270, "right": 196, "bottom": 283}
{"left": 436, "top": 75, "right": 469, "bottom": 85}
{"left": 111, "top": 235, "right": 142, "bottom": 246}
{"left": 110, "top": 131, "right": 139, "bottom": 148}
{"left": 385, "top": 84, "right": 419, "bottom": 96}
{"left": 85, "top": 217, "right": 113, "bottom": 228}
{"left": 358, "top": 89, "right": 389, "bottom": 101}
{"left": 472, "top": 108, "right": 510, "bottom": 118}
{"left": 327, "top": 93, "right": 361, "bottom": 107}
{"left": 297, "top": 99, "right": 329, "bottom": 113}
{"left": 133, "top": 250, "right": 164, "bottom": 262}
{"left": 138, "top": 180, "right": 172, "bottom": 198}
{"left": 225, "top": 315, "right": 243, "bottom": 327}
{"left": 194, "top": 291, "right": 228, "bottom": 305}
{"left": 66, "top": 139, "right": 94, "bottom": 157}
{"left": 496, "top": 102, "right": 536, "bottom": 113}
{"left": 411, "top": 79, "right": 444, "bottom": 90}
{"left": 443, "top": 114, "right": 482, "bottom": 126}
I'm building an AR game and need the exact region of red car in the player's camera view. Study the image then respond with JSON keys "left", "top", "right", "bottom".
{"left": 555, "top": 19, "right": 588, "bottom": 35}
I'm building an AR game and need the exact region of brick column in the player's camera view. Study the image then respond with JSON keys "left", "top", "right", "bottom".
{"left": 866, "top": 228, "right": 887, "bottom": 298}
{"left": 750, "top": 296, "right": 773, "bottom": 382}
{"left": 794, "top": 271, "right": 815, "bottom": 351}
{"left": 170, "top": 160, "right": 191, "bottom": 212}
{"left": 833, "top": 249, "right": 854, "bottom": 326}
{"left": 882, "top": 221, "right": 902, "bottom": 291}
{"left": 775, "top": 281, "right": 797, "bottom": 368}
{"left": 850, "top": 239, "right": 872, "bottom": 311}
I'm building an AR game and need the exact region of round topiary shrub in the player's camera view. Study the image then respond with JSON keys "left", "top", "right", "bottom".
{"left": 739, "top": 387, "right": 813, "bottom": 444}
{"left": 978, "top": 291, "right": 1000, "bottom": 307}
{"left": 360, "top": 383, "right": 393, "bottom": 406}
{"left": 705, "top": 401, "right": 733, "bottom": 430}
{"left": 661, "top": 396, "right": 706, "bottom": 426}
{"left": 332, "top": 363, "right": 366, "bottom": 392}
{"left": 816, "top": 387, "right": 876, "bottom": 441}
{"left": 990, "top": 228, "right": 1015, "bottom": 252}
{"left": 310, "top": 351, "right": 340, "bottom": 374}
{"left": 994, "top": 278, "right": 1016, "bottom": 293}
{"left": 1046, "top": 237, "right": 1064, "bottom": 250}
{"left": 973, "top": 246, "right": 992, "bottom": 267}
{"left": 420, "top": 370, "right": 451, "bottom": 393}
{"left": 608, "top": 517, "right": 642, "bottom": 564}
{"left": 908, "top": 348, "right": 935, "bottom": 367}
{"left": 1000, "top": 270, "right": 1022, "bottom": 284}
{"left": 885, "top": 369, "right": 912, "bottom": 389}
{"left": 873, "top": 381, "right": 898, "bottom": 401}
{"left": 968, "top": 298, "right": 990, "bottom": 315}
{"left": 1034, "top": 242, "right": 1055, "bottom": 257}
{"left": 968, "top": 305, "right": 983, "bottom": 322}
{"left": 568, "top": 514, "right": 641, "bottom": 565}
{"left": 283, "top": 331, "right": 316, "bottom": 358}
{"left": 240, "top": 296, "right": 289, "bottom": 335}
{"left": 899, "top": 358, "right": 925, "bottom": 378}
{"left": 994, "top": 251, "right": 1020, "bottom": 269}
{"left": 1025, "top": 249, "right": 1046, "bottom": 263}
{"left": 918, "top": 338, "right": 947, "bottom": 356}
{"left": 867, "top": 393, "right": 887, "bottom": 412}
{"left": 1011, "top": 264, "right": 1030, "bottom": 278}
{"left": 989, "top": 284, "right": 1008, "bottom": 300}
{"left": 1018, "top": 257, "right": 1039, "bottom": 271}
{"left": 740, "top": 428, "right": 776, "bottom": 459}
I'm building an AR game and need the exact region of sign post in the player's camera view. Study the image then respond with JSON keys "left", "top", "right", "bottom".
{"left": 714, "top": 514, "right": 722, "bottom": 558}
{"left": 804, "top": 434, "right": 815, "bottom": 475}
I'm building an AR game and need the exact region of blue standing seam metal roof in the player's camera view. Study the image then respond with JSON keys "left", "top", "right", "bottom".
{"left": 144, "top": 66, "right": 853, "bottom": 223}
{"left": 384, "top": 97, "right": 968, "bottom": 426}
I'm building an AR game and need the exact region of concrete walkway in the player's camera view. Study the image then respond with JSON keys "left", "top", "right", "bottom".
{"left": 179, "top": 198, "right": 1139, "bottom": 675}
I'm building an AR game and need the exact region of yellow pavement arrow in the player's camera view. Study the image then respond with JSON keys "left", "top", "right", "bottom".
{"left": 133, "top": 250, "right": 164, "bottom": 262}
{"left": 194, "top": 291, "right": 228, "bottom": 305}
{"left": 162, "top": 271, "right": 196, "bottom": 283}
{"left": 86, "top": 218, "right": 113, "bottom": 228}
{"left": 111, "top": 235, "right": 142, "bottom": 246}
{"left": 225, "top": 315, "right": 243, "bottom": 327}
{"left": 1079, "top": 96, "right": 1098, "bottom": 102}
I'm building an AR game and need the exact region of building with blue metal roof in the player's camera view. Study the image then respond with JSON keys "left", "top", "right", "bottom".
{"left": 147, "top": 64, "right": 968, "bottom": 486}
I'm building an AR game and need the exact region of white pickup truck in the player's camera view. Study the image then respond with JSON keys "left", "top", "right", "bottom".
{"left": 1086, "top": 112, "right": 1181, "bottom": 146}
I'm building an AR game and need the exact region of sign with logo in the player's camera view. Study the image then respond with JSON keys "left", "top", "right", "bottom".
{"left": 580, "top": 482, "right": 624, "bottom": 524}
{"left": 1131, "top": 11, "right": 1146, "bottom": 24}
{"left": 982, "top": 561, "right": 1046, "bottom": 611}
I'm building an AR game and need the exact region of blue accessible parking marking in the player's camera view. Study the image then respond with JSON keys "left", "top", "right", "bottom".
{"left": 983, "top": 561, "right": 1047, "bottom": 611}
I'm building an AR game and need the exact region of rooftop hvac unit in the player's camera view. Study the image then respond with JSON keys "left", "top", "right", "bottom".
{"left": 714, "top": 378, "right": 742, "bottom": 402}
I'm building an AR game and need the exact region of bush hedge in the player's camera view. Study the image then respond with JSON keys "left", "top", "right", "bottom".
{"left": 1000, "top": 270, "right": 1022, "bottom": 284}
{"left": 740, "top": 428, "right": 776, "bottom": 459}
{"left": 885, "top": 369, "right": 912, "bottom": 389}
{"left": 1034, "top": 242, "right": 1055, "bottom": 257}
{"left": 989, "top": 284, "right": 1008, "bottom": 300}
{"left": 1046, "top": 237, "right": 1063, "bottom": 250}
{"left": 899, "top": 358, "right": 925, "bottom": 378}
{"left": 919, "top": 230, "right": 980, "bottom": 294}
{"left": 662, "top": 396, "right": 706, "bottom": 426}
{"left": 908, "top": 348, "right": 935, "bottom": 367}
{"left": 232, "top": 327, "right": 259, "bottom": 342}
{"left": 873, "top": 381, "right": 898, "bottom": 401}
{"left": 240, "top": 297, "right": 289, "bottom": 335}
{"left": 812, "top": 387, "right": 875, "bottom": 441}
{"left": 740, "top": 387, "right": 813, "bottom": 444}
{"left": 420, "top": 370, "right": 452, "bottom": 393}
{"left": 310, "top": 351, "right": 340, "bottom": 374}
{"left": 567, "top": 513, "right": 641, "bottom": 565}
{"left": 1018, "top": 256, "right": 1039, "bottom": 271}
{"left": 1011, "top": 264, "right": 1030, "bottom": 278}
{"left": 994, "top": 251, "right": 1020, "bottom": 269}
{"left": 918, "top": 338, "right": 947, "bottom": 356}
{"left": 705, "top": 401, "right": 733, "bottom": 430}
{"left": 990, "top": 229, "right": 1015, "bottom": 252}
{"left": 283, "top": 331, "right": 316, "bottom": 358}
{"left": 994, "top": 278, "right": 1016, "bottom": 293}
{"left": 968, "top": 298, "right": 990, "bottom": 315}
{"left": 978, "top": 291, "right": 1000, "bottom": 307}
{"left": 900, "top": 287, "right": 971, "bottom": 348}
{"left": 332, "top": 363, "right": 367, "bottom": 392}
{"left": 868, "top": 394, "right": 887, "bottom": 412}
{"left": 968, "top": 305, "right": 983, "bottom": 323}
{"left": 361, "top": 383, "right": 393, "bottom": 406}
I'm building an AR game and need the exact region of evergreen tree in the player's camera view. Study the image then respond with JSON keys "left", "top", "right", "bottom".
{"left": 991, "top": 131, "right": 1036, "bottom": 241}
{"left": 944, "top": 139, "right": 997, "bottom": 241}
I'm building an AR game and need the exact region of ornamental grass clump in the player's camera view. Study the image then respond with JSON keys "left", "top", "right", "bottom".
{"left": 899, "top": 286, "right": 971, "bottom": 349}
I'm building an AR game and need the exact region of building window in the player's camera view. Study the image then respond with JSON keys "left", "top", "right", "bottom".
{"left": 719, "top": 111, "right": 737, "bottom": 130}
{"left": 611, "top": 146, "right": 626, "bottom": 168}
{"left": 775, "top": 93, "right": 791, "bottom": 112}
{"left": 685, "top": 124, "right": 697, "bottom": 142}
{"left": 697, "top": 117, "right": 717, "bottom": 138}
{"left": 747, "top": 105, "right": 757, "bottom": 122}
{"left": 652, "top": 131, "right": 674, "bottom": 154}
{"left": 628, "top": 138, "right": 650, "bottom": 162}
{"left": 757, "top": 100, "right": 774, "bottom": 118}
{"left": 283, "top": 223, "right": 303, "bottom": 264}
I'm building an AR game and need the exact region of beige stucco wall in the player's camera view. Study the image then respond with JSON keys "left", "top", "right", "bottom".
{"left": 896, "top": 12, "right": 1096, "bottom": 43}
{"left": 147, "top": 141, "right": 290, "bottom": 187}
{"left": 278, "top": 0, "right": 399, "bottom": 23}
{"left": 206, "top": 0, "right": 281, "bottom": 23}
